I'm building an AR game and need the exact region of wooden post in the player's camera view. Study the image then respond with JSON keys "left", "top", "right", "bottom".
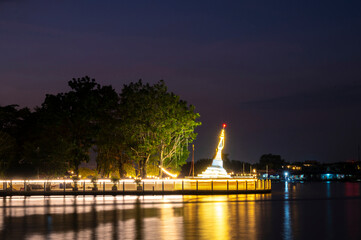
{"left": 103, "top": 182, "right": 105, "bottom": 192}
{"left": 227, "top": 180, "right": 229, "bottom": 191}
{"left": 44, "top": 182, "right": 46, "bottom": 192}
{"left": 245, "top": 181, "right": 247, "bottom": 191}
{"left": 162, "top": 181, "right": 164, "bottom": 192}
{"left": 182, "top": 180, "right": 184, "bottom": 191}
{"left": 83, "top": 181, "right": 85, "bottom": 192}
{"left": 143, "top": 181, "right": 145, "bottom": 193}
{"left": 211, "top": 180, "right": 213, "bottom": 192}
{"left": 63, "top": 181, "right": 66, "bottom": 192}
{"left": 236, "top": 180, "right": 239, "bottom": 191}
{"left": 196, "top": 180, "right": 198, "bottom": 192}
{"left": 123, "top": 181, "right": 125, "bottom": 193}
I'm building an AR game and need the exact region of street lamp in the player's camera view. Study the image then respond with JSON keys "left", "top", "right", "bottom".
{"left": 284, "top": 171, "right": 289, "bottom": 181}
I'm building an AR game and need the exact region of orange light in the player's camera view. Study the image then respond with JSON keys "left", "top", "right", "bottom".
{"left": 223, "top": 123, "right": 226, "bottom": 128}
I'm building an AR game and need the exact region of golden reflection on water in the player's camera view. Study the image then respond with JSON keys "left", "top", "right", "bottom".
{"left": 0, "top": 194, "right": 273, "bottom": 240}
{"left": 198, "top": 198, "right": 229, "bottom": 240}
{"left": 3, "top": 183, "right": 360, "bottom": 239}
{"left": 0, "top": 194, "right": 272, "bottom": 240}
{"left": 0, "top": 192, "right": 292, "bottom": 240}
{"left": 181, "top": 194, "right": 260, "bottom": 240}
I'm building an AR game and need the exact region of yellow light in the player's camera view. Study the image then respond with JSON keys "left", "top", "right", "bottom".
{"left": 160, "top": 167, "right": 178, "bottom": 178}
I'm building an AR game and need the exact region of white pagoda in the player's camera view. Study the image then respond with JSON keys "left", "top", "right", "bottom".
{"left": 197, "top": 124, "right": 231, "bottom": 178}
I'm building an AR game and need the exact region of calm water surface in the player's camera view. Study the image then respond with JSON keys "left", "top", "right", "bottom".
{"left": 1, "top": 182, "right": 360, "bottom": 240}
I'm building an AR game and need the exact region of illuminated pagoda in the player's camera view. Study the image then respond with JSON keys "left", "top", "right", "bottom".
{"left": 197, "top": 124, "right": 231, "bottom": 178}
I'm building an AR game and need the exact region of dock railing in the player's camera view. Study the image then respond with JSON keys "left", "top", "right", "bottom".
{"left": 0, "top": 179, "right": 271, "bottom": 195}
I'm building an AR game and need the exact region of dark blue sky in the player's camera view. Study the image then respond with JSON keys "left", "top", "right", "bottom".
{"left": 1, "top": 0, "right": 361, "bottom": 163}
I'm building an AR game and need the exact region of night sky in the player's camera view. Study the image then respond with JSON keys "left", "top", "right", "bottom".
{"left": 1, "top": 1, "right": 361, "bottom": 163}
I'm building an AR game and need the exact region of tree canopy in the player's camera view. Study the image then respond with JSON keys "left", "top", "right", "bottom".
{"left": 0, "top": 77, "right": 201, "bottom": 179}
{"left": 259, "top": 154, "right": 286, "bottom": 170}
{"left": 119, "top": 80, "right": 201, "bottom": 178}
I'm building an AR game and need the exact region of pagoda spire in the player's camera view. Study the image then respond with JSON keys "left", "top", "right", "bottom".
{"left": 197, "top": 124, "right": 230, "bottom": 178}
{"left": 210, "top": 124, "right": 226, "bottom": 168}
{"left": 214, "top": 125, "right": 225, "bottom": 161}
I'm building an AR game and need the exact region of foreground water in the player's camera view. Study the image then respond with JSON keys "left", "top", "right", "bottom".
{"left": 0, "top": 182, "right": 360, "bottom": 240}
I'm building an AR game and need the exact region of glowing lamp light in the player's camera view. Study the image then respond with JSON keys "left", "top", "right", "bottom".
{"left": 223, "top": 123, "right": 226, "bottom": 128}
{"left": 160, "top": 167, "right": 178, "bottom": 178}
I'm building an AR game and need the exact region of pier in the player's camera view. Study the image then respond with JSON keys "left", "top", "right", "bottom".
{"left": 0, "top": 178, "right": 271, "bottom": 196}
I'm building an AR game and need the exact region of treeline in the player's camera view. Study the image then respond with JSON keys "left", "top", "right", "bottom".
{"left": 0, "top": 77, "right": 201, "bottom": 179}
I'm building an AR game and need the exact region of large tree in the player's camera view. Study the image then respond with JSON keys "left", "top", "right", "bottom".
{"left": 0, "top": 105, "right": 31, "bottom": 177}
{"left": 156, "top": 90, "right": 201, "bottom": 176}
{"left": 119, "top": 80, "right": 159, "bottom": 178}
{"left": 22, "top": 108, "right": 71, "bottom": 178}
{"left": 95, "top": 102, "right": 130, "bottom": 178}
{"left": 0, "top": 130, "right": 16, "bottom": 176}
{"left": 39, "top": 76, "right": 119, "bottom": 176}
{"left": 120, "top": 80, "right": 201, "bottom": 178}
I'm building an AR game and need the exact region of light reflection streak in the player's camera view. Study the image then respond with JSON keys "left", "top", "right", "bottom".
{"left": 325, "top": 181, "right": 332, "bottom": 238}
{"left": 284, "top": 181, "right": 289, "bottom": 200}
{"left": 326, "top": 181, "right": 331, "bottom": 198}
{"left": 160, "top": 207, "right": 183, "bottom": 240}
{"left": 283, "top": 182, "right": 291, "bottom": 240}
{"left": 283, "top": 201, "right": 291, "bottom": 240}
{"left": 189, "top": 196, "right": 231, "bottom": 240}
{"left": 245, "top": 194, "right": 256, "bottom": 240}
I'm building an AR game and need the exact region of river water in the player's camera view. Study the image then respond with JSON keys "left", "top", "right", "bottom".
{"left": 0, "top": 182, "right": 360, "bottom": 240}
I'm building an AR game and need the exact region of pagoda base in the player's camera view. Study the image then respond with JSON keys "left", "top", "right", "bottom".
{"left": 197, "top": 166, "right": 231, "bottom": 178}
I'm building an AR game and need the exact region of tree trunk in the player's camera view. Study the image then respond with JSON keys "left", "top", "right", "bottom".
{"left": 142, "top": 162, "right": 147, "bottom": 178}
{"left": 137, "top": 160, "right": 142, "bottom": 178}
{"left": 141, "top": 155, "right": 150, "bottom": 179}
{"left": 75, "top": 164, "right": 79, "bottom": 177}
{"left": 118, "top": 160, "right": 126, "bottom": 178}
{"left": 159, "top": 147, "right": 164, "bottom": 178}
